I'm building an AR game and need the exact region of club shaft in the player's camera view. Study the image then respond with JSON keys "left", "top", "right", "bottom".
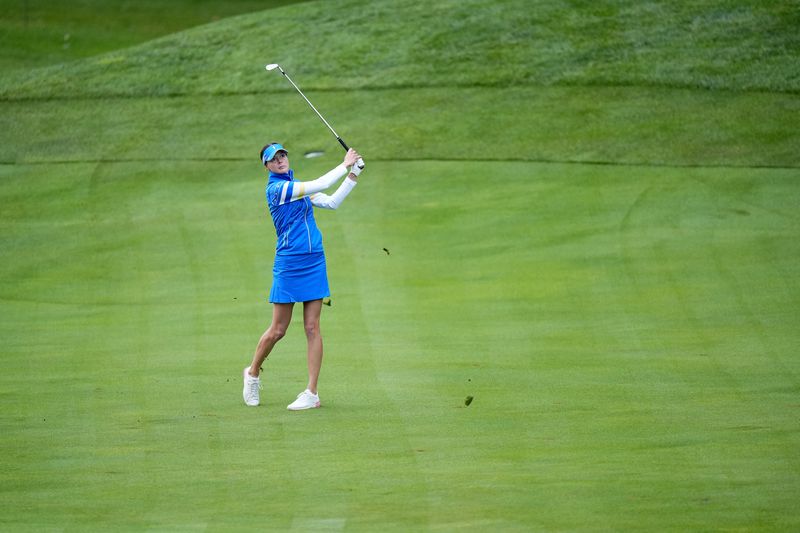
{"left": 279, "top": 70, "right": 349, "bottom": 151}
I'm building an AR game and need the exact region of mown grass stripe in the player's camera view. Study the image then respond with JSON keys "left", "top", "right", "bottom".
{"left": 4, "top": 80, "right": 800, "bottom": 103}
{"left": 4, "top": 158, "right": 799, "bottom": 170}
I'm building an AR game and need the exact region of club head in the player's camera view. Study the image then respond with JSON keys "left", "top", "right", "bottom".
{"left": 265, "top": 63, "right": 280, "bottom": 72}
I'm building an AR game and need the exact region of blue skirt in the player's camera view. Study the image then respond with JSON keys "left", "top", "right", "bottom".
{"left": 269, "top": 252, "right": 330, "bottom": 304}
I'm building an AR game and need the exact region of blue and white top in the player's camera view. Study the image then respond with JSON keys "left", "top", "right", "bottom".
{"left": 266, "top": 164, "right": 357, "bottom": 256}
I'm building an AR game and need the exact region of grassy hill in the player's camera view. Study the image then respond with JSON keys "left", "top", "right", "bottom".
{"left": 0, "top": 0, "right": 309, "bottom": 71}
{"left": 1, "top": 0, "right": 799, "bottom": 531}
{"left": 1, "top": 0, "right": 799, "bottom": 100}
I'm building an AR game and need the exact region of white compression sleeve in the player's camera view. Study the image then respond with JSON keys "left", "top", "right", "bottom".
{"left": 310, "top": 177, "right": 357, "bottom": 210}
{"left": 276, "top": 164, "right": 347, "bottom": 205}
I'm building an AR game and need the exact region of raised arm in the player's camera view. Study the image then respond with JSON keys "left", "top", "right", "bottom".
{"left": 311, "top": 149, "right": 366, "bottom": 210}
{"left": 274, "top": 149, "right": 363, "bottom": 206}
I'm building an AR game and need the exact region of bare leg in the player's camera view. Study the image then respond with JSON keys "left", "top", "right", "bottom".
{"left": 303, "top": 299, "right": 323, "bottom": 394}
{"left": 249, "top": 303, "right": 294, "bottom": 377}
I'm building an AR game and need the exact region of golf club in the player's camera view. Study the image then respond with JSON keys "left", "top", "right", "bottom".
{"left": 266, "top": 63, "right": 364, "bottom": 169}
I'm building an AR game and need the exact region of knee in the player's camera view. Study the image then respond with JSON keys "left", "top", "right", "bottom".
{"left": 263, "top": 325, "right": 287, "bottom": 343}
{"left": 304, "top": 320, "right": 320, "bottom": 339}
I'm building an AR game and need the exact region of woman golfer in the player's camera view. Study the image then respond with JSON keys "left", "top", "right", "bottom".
{"left": 243, "top": 142, "right": 364, "bottom": 409}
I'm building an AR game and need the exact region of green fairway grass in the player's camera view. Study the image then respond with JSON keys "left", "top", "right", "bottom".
{"left": 2, "top": 0, "right": 799, "bottom": 530}
{"left": 2, "top": 86, "right": 799, "bottom": 169}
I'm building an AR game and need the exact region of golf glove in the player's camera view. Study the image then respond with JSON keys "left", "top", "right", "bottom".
{"left": 350, "top": 158, "right": 365, "bottom": 177}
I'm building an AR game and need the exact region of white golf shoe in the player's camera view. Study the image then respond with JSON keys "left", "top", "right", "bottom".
{"left": 242, "top": 367, "right": 262, "bottom": 407}
{"left": 287, "top": 389, "right": 320, "bottom": 411}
